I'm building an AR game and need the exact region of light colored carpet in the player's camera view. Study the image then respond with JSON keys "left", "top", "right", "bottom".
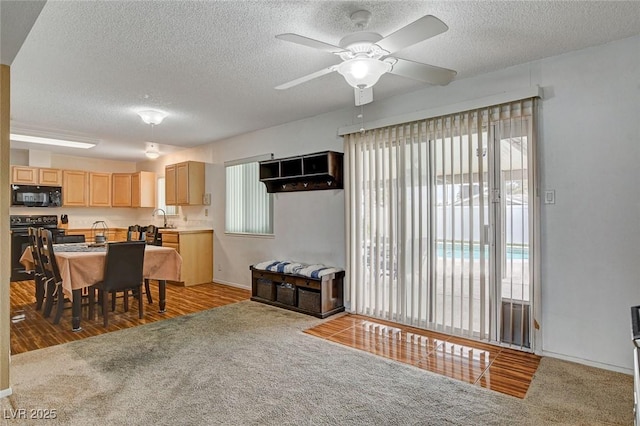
{"left": 2, "top": 301, "right": 633, "bottom": 425}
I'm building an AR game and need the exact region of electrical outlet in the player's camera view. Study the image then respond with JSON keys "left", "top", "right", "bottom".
{"left": 217, "top": 264, "right": 221, "bottom": 271}
{"left": 205, "top": 209, "right": 208, "bottom": 217}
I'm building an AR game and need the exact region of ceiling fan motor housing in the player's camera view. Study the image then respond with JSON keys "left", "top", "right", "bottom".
{"left": 339, "top": 32, "right": 386, "bottom": 57}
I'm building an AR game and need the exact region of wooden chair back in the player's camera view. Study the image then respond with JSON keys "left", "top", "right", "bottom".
{"left": 27, "top": 227, "right": 45, "bottom": 276}
{"left": 38, "top": 228, "right": 62, "bottom": 284}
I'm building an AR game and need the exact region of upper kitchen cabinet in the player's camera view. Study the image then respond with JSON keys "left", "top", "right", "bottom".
{"left": 112, "top": 173, "right": 132, "bottom": 207}
{"left": 165, "top": 161, "right": 205, "bottom": 206}
{"left": 39, "top": 168, "right": 63, "bottom": 186}
{"left": 62, "top": 170, "right": 88, "bottom": 206}
{"left": 131, "top": 171, "right": 156, "bottom": 208}
{"left": 11, "top": 166, "right": 62, "bottom": 186}
{"left": 89, "top": 172, "right": 111, "bottom": 207}
{"left": 104, "top": 171, "right": 157, "bottom": 208}
{"left": 12, "top": 166, "right": 37, "bottom": 184}
{"left": 165, "top": 164, "right": 177, "bottom": 206}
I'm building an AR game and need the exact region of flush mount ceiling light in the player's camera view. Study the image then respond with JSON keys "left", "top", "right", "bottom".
{"left": 145, "top": 143, "right": 160, "bottom": 159}
{"left": 10, "top": 133, "right": 96, "bottom": 149}
{"left": 137, "top": 109, "right": 168, "bottom": 125}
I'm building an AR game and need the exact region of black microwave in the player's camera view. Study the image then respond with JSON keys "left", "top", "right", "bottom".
{"left": 11, "top": 185, "right": 63, "bottom": 207}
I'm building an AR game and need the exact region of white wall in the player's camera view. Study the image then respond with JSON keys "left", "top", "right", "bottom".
{"left": 155, "top": 36, "right": 638, "bottom": 372}
{"left": 148, "top": 111, "right": 347, "bottom": 288}
{"left": 534, "top": 36, "right": 640, "bottom": 372}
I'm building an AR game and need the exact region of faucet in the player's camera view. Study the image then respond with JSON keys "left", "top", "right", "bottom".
{"left": 152, "top": 208, "right": 167, "bottom": 228}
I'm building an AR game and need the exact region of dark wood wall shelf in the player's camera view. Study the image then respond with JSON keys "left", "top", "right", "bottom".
{"left": 250, "top": 267, "right": 345, "bottom": 318}
{"left": 259, "top": 151, "right": 343, "bottom": 193}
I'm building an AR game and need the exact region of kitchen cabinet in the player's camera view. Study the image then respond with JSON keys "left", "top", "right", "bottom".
{"left": 112, "top": 173, "right": 132, "bottom": 207}
{"left": 12, "top": 166, "right": 37, "bottom": 184}
{"left": 160, "top": 229, "right": 213, "bottom": 286}
{"left": 131, "top": 171, "right": 156, "bottom": 208}
{"left": 39, "top": 168, "right": 63, "bottom": 186}
{"left": 14, "top": 165, "right": 154, "bottom": 209}
{"left": 165, "top": 164, "right": 176, "bottom": 206}
{"left": 112, "top": 171, "right": 156, "bottom": 207}
{"left": 89, "top": 172, "right": 111, "bottom": 207}
{"left": 62, "top": 170, "right": 88, "bottom": 206}
{"left": 11, "top": 166, "right": 62, "bottom": 185}
{"left": 64, "top": 228, "right": 128, "bottom": 243}
{"left": 165, "top": 161, "right": 205, "bottom": 206}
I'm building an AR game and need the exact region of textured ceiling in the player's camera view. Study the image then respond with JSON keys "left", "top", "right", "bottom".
{"left": 8, "top": 1, "right": 640, "bottom": 161}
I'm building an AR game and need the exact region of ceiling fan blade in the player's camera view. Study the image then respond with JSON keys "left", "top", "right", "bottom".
{"left": 376, "top": 15, "right": 448, "bottom": 54}
{"left": 389, "top": 57, "right": 456, "bottom": 86}
{"left": 275, "top": 66, "right": 337, "bottom": 90}
{"left": 276, "top": 33, "right": 343, "bottom": 54}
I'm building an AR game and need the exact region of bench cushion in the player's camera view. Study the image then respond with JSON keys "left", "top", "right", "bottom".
{"left": 253, "top": 260, "right": 343, "bottom": 278}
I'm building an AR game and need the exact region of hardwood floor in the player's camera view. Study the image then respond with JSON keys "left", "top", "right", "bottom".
{"left": 12, "top": 279, "right": 539, "bottom": 399}
{"left": 10, "top": 279, "right": 250, "bottom": 355}
{"left": 305, "top": 314, "right": 541, "bottom": 399}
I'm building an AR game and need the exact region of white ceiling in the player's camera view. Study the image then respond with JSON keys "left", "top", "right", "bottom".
{"left": 7, "top": 1, "right": 640, "bottom": 162}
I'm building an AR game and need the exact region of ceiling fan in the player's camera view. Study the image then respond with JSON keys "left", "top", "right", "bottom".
{"left": 275, "top": 10, "right": 457, "bottom": 106}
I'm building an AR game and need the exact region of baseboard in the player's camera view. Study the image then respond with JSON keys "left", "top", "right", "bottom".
{"left": 0, "top": 387, "right": 12, "bottom": 398}
{"left": 212, "top": 279, "right": 250, "bottom": 291}
{"left": 541, "top": 350, "right": 633, "bottom": 375}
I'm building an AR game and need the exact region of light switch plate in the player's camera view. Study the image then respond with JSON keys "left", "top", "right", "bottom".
{"left": 544, "top": 190, "right": 555, "bottom": 204}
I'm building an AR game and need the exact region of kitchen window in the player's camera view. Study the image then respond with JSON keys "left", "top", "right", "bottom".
{"left": 157, "top": 177, "right": 177, "bottom": 215}
{"left": 225, "top": 155, "right": 273, "bottom": 235}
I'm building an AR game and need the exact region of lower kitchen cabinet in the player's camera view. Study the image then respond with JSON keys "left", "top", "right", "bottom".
{"left": 63, "top": 228, "right": 128, "bottom": 243}
{"left": 160, "top": 229, "right": 213, "bottom": 286}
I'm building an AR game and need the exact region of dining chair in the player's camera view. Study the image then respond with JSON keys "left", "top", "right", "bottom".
{"left": 127, "top": 225, "right": 144, "bottom": 241}
{"left": 88, "top": 241, "right": 146, "bottom": 327}
{"left": 127, "top": 225, "right": 153, "bottom": 304}
{"left": 27, "top": 227, "right": 46, "bottom": 311}
{"left": 38, "top": 228, "right": 67, "bottom": 324}
{"left": 145, "top": 224, "right": 158, "bottom": 245}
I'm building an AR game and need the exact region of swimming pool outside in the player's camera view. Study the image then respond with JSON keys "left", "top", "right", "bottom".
{"left": 436, "top": 242, "right": 529, "bottom": 260}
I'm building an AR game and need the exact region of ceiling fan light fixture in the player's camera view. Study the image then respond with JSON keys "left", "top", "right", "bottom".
{"left": 137, "top": 109, "right": 168, "bottom": 125}
{"left": 337, "top": 57, "right": 391, "bottom": 89}
{"left": 145, "top": 144, "right": 160, "bottom": 159}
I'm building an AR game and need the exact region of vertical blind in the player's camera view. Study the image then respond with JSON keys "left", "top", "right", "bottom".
{"left": 344, "top": 99, "right": 536, "bottom": 347}
{"left": 225, "top": 160, "right": 273, "bottom": 234}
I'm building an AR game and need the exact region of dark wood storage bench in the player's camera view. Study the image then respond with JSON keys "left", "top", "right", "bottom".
{"left": 250, "top": 266, "right": 345, "bottom": 318}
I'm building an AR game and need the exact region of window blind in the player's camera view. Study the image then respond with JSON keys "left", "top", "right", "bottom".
{"left": 345, "top": 99, "right": 537, "bottom": 349}
{"left": 225, "top": 160, "right": 273, "bottom": 235}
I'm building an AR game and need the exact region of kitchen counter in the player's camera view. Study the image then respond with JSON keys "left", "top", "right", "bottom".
{"left": 158, "top": 227, "right": 213, "bottom": 234}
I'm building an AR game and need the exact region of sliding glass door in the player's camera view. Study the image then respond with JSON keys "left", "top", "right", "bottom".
{"left": 345, "top": 99, "right": 536, "bottom": 350}
{"left": 429, "top": 119, "right": 490, "bottom": 339}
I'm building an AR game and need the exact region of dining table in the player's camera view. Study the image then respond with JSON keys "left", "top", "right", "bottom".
{"left": 20, "top": 243, "right": 182, "bottom": 331}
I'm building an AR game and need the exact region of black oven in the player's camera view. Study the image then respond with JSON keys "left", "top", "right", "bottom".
{"left": 11, "top": 185, "right": 63, "bottom": 207}
{"left": 10, "top": 215, "right": 65, "bottom": 281}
